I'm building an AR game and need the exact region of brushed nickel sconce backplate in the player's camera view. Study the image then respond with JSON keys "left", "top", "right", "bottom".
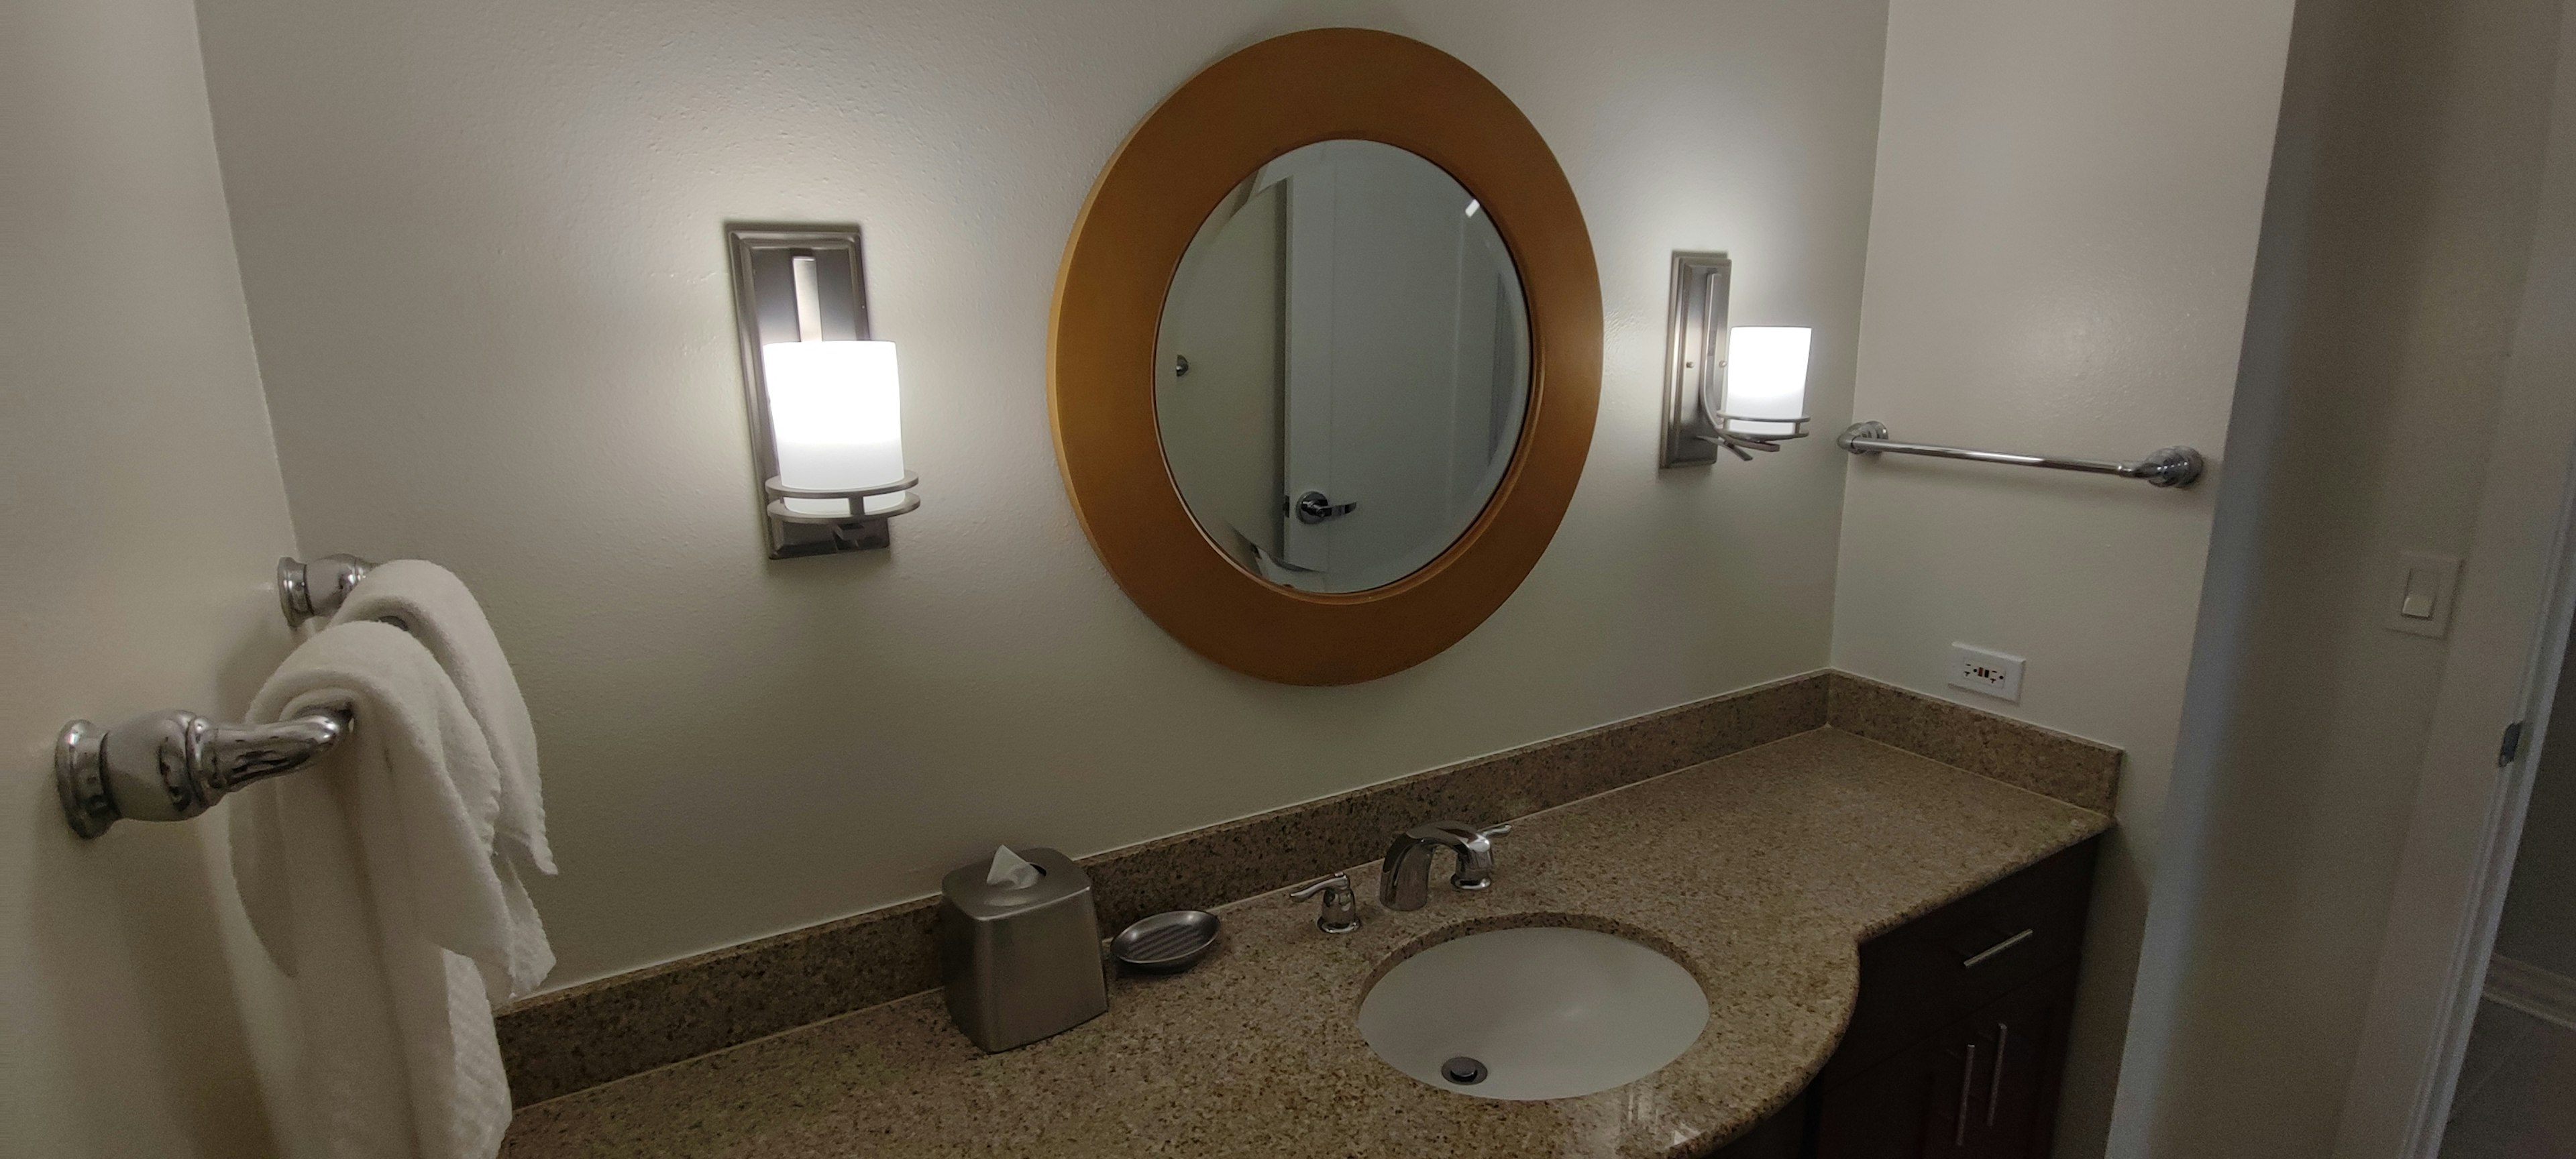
{"left": 725, "top": 225, "right": 917, "bottom": 558}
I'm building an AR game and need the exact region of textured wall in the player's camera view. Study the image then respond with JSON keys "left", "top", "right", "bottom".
{"left": 1825, "top": 0, "right": 2300, "bottom": 1152}
{"left": 194, "top": 0, "right": 1893, "bottom": 988}
{"left": 0, "top": 0, "right": 304, "bottom": 1152}
{"left": 2110, "top": 0, "right": 2567, "bottom": 1154}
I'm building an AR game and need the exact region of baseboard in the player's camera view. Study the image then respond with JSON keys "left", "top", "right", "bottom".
{"left": 2486, "top": 954, "right": 2576, "bottom": 1032}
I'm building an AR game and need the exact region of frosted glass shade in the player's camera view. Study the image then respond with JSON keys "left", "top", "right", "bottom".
{"left": 1719, "top": 327, "right": 1810, "bottom": 437}
{"left": 761, "top": 339, "right": 907, "bottom": 517}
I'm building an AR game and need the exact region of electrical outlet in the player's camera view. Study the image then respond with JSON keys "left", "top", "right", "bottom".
{"left": 1948, "top": 643, "right": 2025, "bottom": 703}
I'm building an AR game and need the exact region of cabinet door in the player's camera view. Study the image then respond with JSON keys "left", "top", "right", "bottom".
{"left": 1709, "top": 1094, "right": 1807, "bottom": 1159}
{"left": 1811, "top": 964, "right": 2078, "bottom": 1159}
{"left": 1966, "top": 964, "right": 2076, "bottom": 1159}
{"left": 1811, "top": 1018, "right": 1980, "bottom": 1159}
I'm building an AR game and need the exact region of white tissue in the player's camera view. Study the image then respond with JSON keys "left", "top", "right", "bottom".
{"left": 986, "top": 845, "right": 1042, "bottom": 889}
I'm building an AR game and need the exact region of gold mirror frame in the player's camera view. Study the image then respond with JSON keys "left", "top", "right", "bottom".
{"left": 1049, "top": 28, "right": 1601, "bottom": 685}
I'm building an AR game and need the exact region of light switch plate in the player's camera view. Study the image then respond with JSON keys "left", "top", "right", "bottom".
{"left": 2385, "top": 551, "right": 2462, "bottom": 638}
{"left": 1948, "top": 643, "right": 2025, "bottom": 703}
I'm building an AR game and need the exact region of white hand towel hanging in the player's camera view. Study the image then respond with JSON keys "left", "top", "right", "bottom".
{"left": 329, "top": 558, "right": 555, "bottom": 997}
{"left": 228, "top": 621, "right": 525, "bottom": 1159}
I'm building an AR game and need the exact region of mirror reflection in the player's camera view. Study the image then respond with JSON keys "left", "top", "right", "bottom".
{"left": 1156, "top": 140, "right": 1530, "bottom": 594}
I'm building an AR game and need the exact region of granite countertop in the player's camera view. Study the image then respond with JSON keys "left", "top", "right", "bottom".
{"left": 500, "top": 728, "right": 2111, "bottom": 1158}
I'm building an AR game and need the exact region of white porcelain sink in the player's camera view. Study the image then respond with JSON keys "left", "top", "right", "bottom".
{"left": 1356, "top": 926, "right": 1709, "bottom": 1100}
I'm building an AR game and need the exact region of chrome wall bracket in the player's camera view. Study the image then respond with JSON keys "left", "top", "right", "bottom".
{"left": 1839, "top": 421, "right": 2206, "bottom": 488}
{"left": 1701, "top": 415, "right": 1811, "bottom": 461}
{"left": 57, "top": 704, "right": 355, "bottom": 838}
{"left": 278, "top": 554, "right": 372, "bottom": 626}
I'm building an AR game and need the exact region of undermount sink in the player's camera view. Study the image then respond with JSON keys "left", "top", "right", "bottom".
{"left": 1356, "top": 926, "right": 1709, "bottom": 1101}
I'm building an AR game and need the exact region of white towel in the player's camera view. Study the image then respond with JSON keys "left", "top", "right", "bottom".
{"left": 229, "top": 621, "right": 522, "bottom": 1159}
{"left": 330, "top": 559, "right": 555, "bottom": 997}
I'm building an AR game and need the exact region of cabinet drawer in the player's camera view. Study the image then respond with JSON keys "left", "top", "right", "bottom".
{"left": 1819, "top": 838, "right": 2098, "bottom": 1089}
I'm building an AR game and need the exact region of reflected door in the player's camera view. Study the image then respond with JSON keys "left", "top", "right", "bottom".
{"left": 1275, "top": 140, "right": 1527, "bottom": 591}
{"left": 1155, "top": 137, "right": 1529, "bottom": 596}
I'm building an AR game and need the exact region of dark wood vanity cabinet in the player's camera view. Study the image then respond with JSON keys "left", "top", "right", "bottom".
{"left": 1712, "top": 838, "right": 2099, "bottom": 1159}
{"left": 1806, "top": 961, "right": 2078, "bottom": 1159}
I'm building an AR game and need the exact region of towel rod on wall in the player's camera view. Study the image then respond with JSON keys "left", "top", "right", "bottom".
{"left": 58, "top": 702, "right": 354, "bottom": 838}
{"left": 59, "top": 555, "right": 386, "bottom": 838}
{"left": 1837, "top": 421, "right": 2206, "bottom": 488}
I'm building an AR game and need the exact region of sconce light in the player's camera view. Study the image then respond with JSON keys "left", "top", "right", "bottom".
{"left": 1657, "top": 251, "right": 1813, "bottom": 467}
{"left": 726, "top": 226, "right": 918, "bottom": 557}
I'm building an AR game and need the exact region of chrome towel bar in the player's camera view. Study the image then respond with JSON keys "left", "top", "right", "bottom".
{"left": 58, "top": 702, "right": 354, "bottom": 838}
{"left": 1837, "top": 421, "right": 2205, "bottom": 488}
{"left": 58, "top": 555, "right": 385, "bottom": 838}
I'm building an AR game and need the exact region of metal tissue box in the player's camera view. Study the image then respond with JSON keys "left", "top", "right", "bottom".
{"left": 937, "top": 847, "right": 1108, "bottom": 1052}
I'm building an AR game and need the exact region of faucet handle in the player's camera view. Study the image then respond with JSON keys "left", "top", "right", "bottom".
{"left": 1288, "top": 874, "right": 1360, "bottom": 934}
{"left": 1473, "top": 824, "right": 1504, "bottom": 885}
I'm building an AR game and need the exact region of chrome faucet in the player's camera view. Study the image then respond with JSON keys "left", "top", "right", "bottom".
{"left": 1379, "top": 821, "right": 1511, "bottom": 911}
{"left": 1288, "top": 873, "right": 1360, "bottom": 934}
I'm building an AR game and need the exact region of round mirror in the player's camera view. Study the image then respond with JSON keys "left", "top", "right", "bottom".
{"left": 1050, "top": 28, "right": 1599, "bottom": 685}
{"left": 1154, "top": 141, "right": 1531, "bottom": 593}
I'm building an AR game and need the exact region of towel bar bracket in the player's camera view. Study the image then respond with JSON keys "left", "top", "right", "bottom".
{"left": 279, "top": 555, "right": 372, "bottom": 626}
{"left": 56, "top": 703, "right": 355, "bottom": 839}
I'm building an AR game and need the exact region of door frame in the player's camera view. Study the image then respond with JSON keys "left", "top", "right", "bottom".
{"left": 2333, "top": 3, "right": 2576, "bottom": 1151}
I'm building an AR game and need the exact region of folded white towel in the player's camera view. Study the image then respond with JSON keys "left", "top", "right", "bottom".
{"left": 229, "top": 621, "right": 522, "bottom": 1159}
{"left": 331, "top": 559, "right": 555, "bottom": 997}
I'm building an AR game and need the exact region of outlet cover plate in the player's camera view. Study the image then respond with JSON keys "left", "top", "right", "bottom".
{"left": 1948, "top": 643, "right": 2025, "bottom": 703}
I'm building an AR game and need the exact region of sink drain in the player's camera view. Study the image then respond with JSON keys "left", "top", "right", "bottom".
{"left": 1441, "top": 1056, "right": 1489, "bottom": 1085}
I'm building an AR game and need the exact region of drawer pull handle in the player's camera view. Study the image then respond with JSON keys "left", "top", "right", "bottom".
{"left": 1962, "top": 928, "right": 2035, "bottom": 969}
{"left": 1955, "top": 1042, "right": 1979, "bottom": 1146}
{"left": 1988, "top": 1021, "right": 2010, "bottom": 1126}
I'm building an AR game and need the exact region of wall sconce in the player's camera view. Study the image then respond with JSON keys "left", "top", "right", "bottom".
{"left": 1657, "top": 251, "right": 1812, "bottom": 466}
{"left": 726, "top": 226, "right": 918, "bottom": 557}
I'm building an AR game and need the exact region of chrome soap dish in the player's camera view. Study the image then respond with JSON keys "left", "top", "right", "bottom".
{"left": 1112, "top": 910, "right": 1222, "bottom": 974}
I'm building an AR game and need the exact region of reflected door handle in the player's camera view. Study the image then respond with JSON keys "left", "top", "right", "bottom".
{"left": 1292, "top": 491, "right": 1358, "bottom": 525}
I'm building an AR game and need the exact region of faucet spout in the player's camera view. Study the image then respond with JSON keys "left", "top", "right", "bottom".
{"left": 1378, "top": 821, "right": 1505, "bottom": 910}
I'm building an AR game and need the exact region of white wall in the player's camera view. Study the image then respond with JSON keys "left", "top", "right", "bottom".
{"left": 1827, "top": 0, "right": 2299, "bottom": 1153}
{"left": 193, "top": 0, "right": 1891, "bottom": 988}
{"left": 0, "top": 0, "right": 304, "bottom": 1153}
{"left": 2108, "top": 0, "right": 2569, "bottom": 1154}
